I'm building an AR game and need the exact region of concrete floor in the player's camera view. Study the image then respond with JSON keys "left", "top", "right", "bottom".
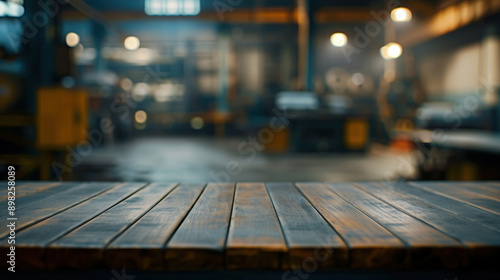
{"left": 73, "top": 137, "right": 415, "bottom": 182}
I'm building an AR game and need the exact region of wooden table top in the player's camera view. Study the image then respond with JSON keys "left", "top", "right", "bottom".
{"left": 2, "top": 181, "right": 500, "bottom": 271}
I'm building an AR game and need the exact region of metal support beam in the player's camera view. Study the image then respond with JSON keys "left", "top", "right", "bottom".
{"left": 92, "top": 22, "right": 107, "bottom": 74}
{"left": 217, "top": 29, "right": 230, "bottom": 113}
{"left": 297, "top": 0, "right": 312, "bottom": 91}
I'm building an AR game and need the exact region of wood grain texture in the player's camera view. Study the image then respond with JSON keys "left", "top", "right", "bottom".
{"left": 105, "top": 183, "right": 205, "bottom": 270}
{"left": 325, "top": 182, "right": 465, "bottom": 268}
{"left": 0, "top": 182, "right": 116, "bottom": 239}
{"left": 296, "top": 183, "right": 406, "bottom": 269}
{"left": 402, "top": 182, "right": 500, "bottom": 233}
{"left": 1, "top": 182, "right": 88, "bottom": 214}
{"left": 486, "top": 182, "right": 500, "bottom": 190}
{"left": 164, "top": 183, "right": 235, "bottom": 270}
{"left": 46, "top": 183, "right": 177, "bottom": 269}
{"left": 3, "top": 181, "right": 500, "bottom": 271}
{"left": 0, "top": 181, "right": 60, "bottom": 202}
{"left": 458, "top": 182, "right": 500, "bottom": 197}
{"left": 10, "top": 183, "right": 146, "bottom": 269}
{"left": 355, "top": 182, "right": 500, "bottom": 268}
{"left": 226, "top": 183, "right": 287, "bottom": 269}
{"left": 414, "top": 182, "right": 500, "bottom": 215}
{"left": 266, "top": 182, "right": 347, "bottom": 269}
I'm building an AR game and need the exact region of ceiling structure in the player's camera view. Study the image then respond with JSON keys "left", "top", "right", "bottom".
{"left": 60, "top": 0, "right": 442, "bottom": 22}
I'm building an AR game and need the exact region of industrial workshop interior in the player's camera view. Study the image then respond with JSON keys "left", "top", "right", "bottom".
{"left": 1, "top": 0, "right": 500, "bottom": 279}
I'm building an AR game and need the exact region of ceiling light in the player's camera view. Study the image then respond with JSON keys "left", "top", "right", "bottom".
{"left": 391, "top": 7, "right": 412, "bottom": 22}
{"left": 65, "top": 32, "right": 80, "bottom": 47}
{"left": 330, "top": 33, "right": 348, "bottom": 47}
{"left": 380, "top": 42, "right": 403, "bottom": 60}
{"left": 124, "top": 36, "right": 140, "bottom": 51}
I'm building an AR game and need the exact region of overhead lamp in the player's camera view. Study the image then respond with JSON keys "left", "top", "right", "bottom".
{"left": 380, "top": 42, "right": 403, "bottom": 60}
{"left": 145, "top": 0, "right": 201, "bottom": 16}
{"left": 135, "top": 110, "right": 148, "bottom": 124}
{"left": 330, "top": 33, "right": 348, "bottom": 47}
{"left": 124, "top": 36, "right": 140, "bottom": 51}
{"left": 391, "top": 7, "right": 412, "bottom": 22}
{"left": 65, "top": 32, "right": 80, "bottom": 47}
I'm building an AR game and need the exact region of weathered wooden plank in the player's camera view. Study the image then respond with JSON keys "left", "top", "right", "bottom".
{"left": 485, "top": 182, "right": 500, "bottom": 190}
{"left": 414, "top": 182, "right": 500, "bottom": 215}
{"left": 266, "top": 182, "right": 347, "bottom": 269}
{"left": 484, "top": 183, "right": 500, "bottom": 192}
{"left": 0, "top": 181, "right": 60, "bottom": 202}
{"left": 3, "top": 180, "right": 500, "bottom": 272}
{"left": 0, "top": 182, "right": 117, "bottom": 239}
{"left": 226, "top": 183, "right": 287, "bottom": 269}
{"left": 46, "top": 182, "right": 177, "bottom": 269}
{"left": 355, "top": 182, "right": 500, "bottom": 268}
{"left": 458, "top": 182, "right": 500, "bottom": 198}
{"left": 0, "top": 182, "right": 84, "bottom": 208}
{"left": 409, "top": 181, "right": 500, "bottom": 197}
{"left": 325, "top": 182, "right": 465, "bottom": 268}
{"left": 296, "top": 183, "right": 406, "bottom": 269}
{"left": 105, "top": 183, "right": 205, "bottom": 270}
{"left": 164, "top": 183, "right": 235, "bottom": 270}
{"left": 9, "top": 183, "right": 147, "bottom": 269}
{"left": 400, "top": 182, "right": 500, "bottom": 233}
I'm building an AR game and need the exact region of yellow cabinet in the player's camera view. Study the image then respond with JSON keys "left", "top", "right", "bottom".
{"left": 37, "top": 87, "right": 88, "bottom": 149}
{"left": 344, "top": 118, "right": 368, "bottom": 150}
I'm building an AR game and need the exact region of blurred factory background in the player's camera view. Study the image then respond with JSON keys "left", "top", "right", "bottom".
{"left": 1, "top": 0, "right": 499, "bottom": 182}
